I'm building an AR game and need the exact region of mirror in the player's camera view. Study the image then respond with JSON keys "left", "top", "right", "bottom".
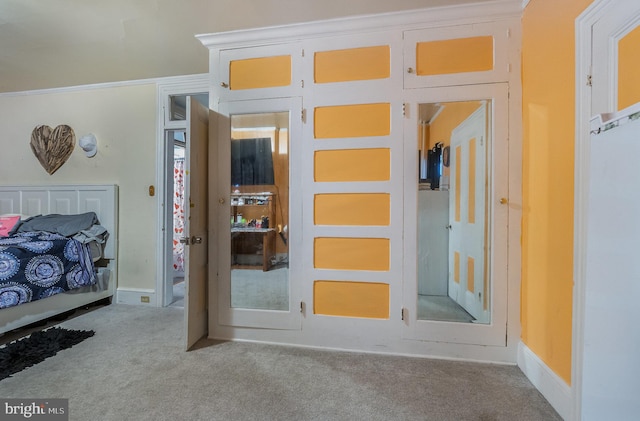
{"left": 417, "top": 100, "right": 491, "bottom": 324}
{"left": 229, "top": 111, "right": 290, "bottom": 311}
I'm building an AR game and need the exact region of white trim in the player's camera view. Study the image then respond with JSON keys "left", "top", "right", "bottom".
{"left": 156, "top": 74, "right": 210, "bottom": 308}
{"left": 197, "top": 0, "right": 522, "bottom": 49}
{"left": 115, "top": 288, "right": 157, "bottom": 306}
{"left": 522, "top": 0, "right": 531, "bottom": 10}
{"left": 574, "top": 1, "right": 615, "bottom": 420}
{"left": 0, "top": 74, "right": 208, "bottom": 98}
{"left": 518, "top": 341, "right": 572, "bottom": 420}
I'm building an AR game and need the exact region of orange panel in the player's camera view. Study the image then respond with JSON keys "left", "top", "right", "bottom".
{"left": 455, "top": 146, "right": 462, "bottom": 222}
{"left": 314, "top": 281, "right": 389, "bottom": 319}
{"left": 416, "top": 36, "right": 494, "bottom": 76}
{"left": 229, "top": 55, "right": 291, "bottom": 90}
{"left": 467, "top": 257, "right": 475, "bottom": 293}
{"left": 454, "top": 251, "right": 460, "bottom": 284}
{"left": 315, "top": 46, "right": 390, "bottom": 83}
{"left": 314, "top": 237, "right": 389, "bottom": 271}
{"left": 314, "top": 149, "right": 390, "bottom": 182}
{"left": 314, "top": 193, "right": 390, "bottom": 226}
{"left": 314, "top": 103, "right": 390, "bottom": 139}
{"left": 468, "top": 137, "right": 476, "bottom": 224}
{"left": 618, "top": 26, "right": 640, "bottom": 110}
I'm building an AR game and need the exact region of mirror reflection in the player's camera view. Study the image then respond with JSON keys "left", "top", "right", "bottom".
{"left": 230, "top": 111, "right": 290, "bottom": 311}
{"left": 417, "top": 100, "right": 491, "bottom": 324}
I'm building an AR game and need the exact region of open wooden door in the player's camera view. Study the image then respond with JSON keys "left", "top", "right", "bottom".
{"left": 183, "top": 97, "right": 209, "bottom": 350}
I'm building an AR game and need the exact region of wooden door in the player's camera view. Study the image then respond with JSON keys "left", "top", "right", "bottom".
{"left": 184, "top": 97, "right": 209, "bottom": 351}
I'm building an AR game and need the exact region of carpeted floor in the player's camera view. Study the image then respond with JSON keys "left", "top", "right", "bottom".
{"left": 417, "top": 295, "right": 475, "bottom": 323}
{"left": 0, "top": 304, "right": 561, "bottom": 421}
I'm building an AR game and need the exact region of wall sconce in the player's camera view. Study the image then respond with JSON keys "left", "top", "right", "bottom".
{"left": 78, "top": 133, "right": 98, "bottom": 158}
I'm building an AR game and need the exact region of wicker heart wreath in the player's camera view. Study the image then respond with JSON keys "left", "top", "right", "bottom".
{"left": 30, "top": 125, "right": 75, "bottom": 175}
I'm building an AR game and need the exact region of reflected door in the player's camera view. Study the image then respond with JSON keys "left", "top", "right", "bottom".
{"left": 217, "top": 97, "right": 302, "bottom": 330}
{"left": 448, "top": 102, "right": 489, "bottom": 323}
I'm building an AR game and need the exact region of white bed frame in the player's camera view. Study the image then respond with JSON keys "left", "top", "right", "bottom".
{"left": 0, "top": 184, "right": 118, "bottom": 334}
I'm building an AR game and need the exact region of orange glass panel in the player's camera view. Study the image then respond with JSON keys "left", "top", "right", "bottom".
{"left": 468, "top": 137, "right": 476, "bottom": 224}
{"left": 416, "top": 36, "right": 494, "bottom": 76}
{"left": 454, "top": 251, "right": 460, "bottom": 284}
{"left": 467, "top": 257, "right": 475, "bottom": 293}
{"left": 618, "top": 26, "right": 640, "bottom": 110}
{"left": 314, "top": 149, "right": 390, "bottom": 182}
{"left": 314, "top": 193, "right": 390, "bottom": 226}
{"left": 229, "top": 55, "right": 291, "bottom": 90}
{"left": 314, "top": 237, "right": 389, "bottom": 271}
{"left": 315, "top": 46, "right": 390, "bottom": 83}
{"left": 314, "top": 281, "right": 389, "bottom": 319}
{"left": 455, "top": 146, "right": 462, "bottom": 222}
{"left": 314, "top": 103, "right": 390, "bottom": 139}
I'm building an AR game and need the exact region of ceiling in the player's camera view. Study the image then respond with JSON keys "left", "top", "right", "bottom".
{"left": 0, "top": 0, "right": 504, "bottom": 94}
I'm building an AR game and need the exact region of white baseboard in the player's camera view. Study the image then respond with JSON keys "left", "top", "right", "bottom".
{"left": 116, "top": 288, "right": 157, "bottom": 306}
{"left": 517, "top": 341, "right": 573, "bottom": 420}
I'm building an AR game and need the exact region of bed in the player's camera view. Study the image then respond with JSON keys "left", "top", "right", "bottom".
{"left": 0, "top": 185, "right": 118, "bottom": 335}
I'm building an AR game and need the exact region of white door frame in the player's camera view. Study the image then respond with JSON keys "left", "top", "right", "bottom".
{"left": 156, "top": 75, "right": 210, "bottom": 307}
{"left": 574, "top": 0, "right": 637, "bottom": 418}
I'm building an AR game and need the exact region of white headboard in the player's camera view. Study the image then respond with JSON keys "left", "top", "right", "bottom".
{"left": 0, "top": 184, "right": 118, "bottom": 259}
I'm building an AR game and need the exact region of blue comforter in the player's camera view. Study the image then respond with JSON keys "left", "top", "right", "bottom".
{"left": 0, "top": 231, "right": 96, "bottom": 309}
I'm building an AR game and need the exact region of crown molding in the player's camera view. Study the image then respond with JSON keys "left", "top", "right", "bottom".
{"left": 197, "top": 0, "right": 523, "bottom": 50}
{"left": 0, "top": 74, "right": 209, "bottom": 98}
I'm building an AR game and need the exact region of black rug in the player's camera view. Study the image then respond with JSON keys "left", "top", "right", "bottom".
{"left": 0, "top": 327, "right": 95, "bottom": 380}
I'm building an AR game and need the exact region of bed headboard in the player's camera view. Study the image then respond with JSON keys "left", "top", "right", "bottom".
{"left": 0, "top": 184, "right": 118, "bottom": 259}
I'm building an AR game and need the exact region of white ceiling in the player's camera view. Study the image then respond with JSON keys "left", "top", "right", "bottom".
{"left": 0, "top": 0, "right": 503, "bottom": 93}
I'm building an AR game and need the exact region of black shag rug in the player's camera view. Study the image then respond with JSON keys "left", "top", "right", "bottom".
{"left": 0, "top": 327, "right": 95, "bottom": 380}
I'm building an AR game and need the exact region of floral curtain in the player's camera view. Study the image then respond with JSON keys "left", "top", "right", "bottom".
{"left": 173, "top": 158, "right": 185, "bottom": 272}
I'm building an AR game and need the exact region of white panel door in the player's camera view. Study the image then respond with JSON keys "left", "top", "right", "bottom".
{"left": 184, "top": 97, "right": 210, "bottom": 351}
{"left": 448, "top": 103, "right": 488, "bottom": 322}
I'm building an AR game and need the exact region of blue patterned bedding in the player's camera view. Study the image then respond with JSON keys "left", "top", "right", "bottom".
{"left": 0, "top": 231, "right": 96, "bottom": 309}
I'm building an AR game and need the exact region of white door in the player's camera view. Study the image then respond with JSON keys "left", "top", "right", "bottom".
{"left": 578, "top": 2, "right": 640, "bottom": 418}
{"left": 216, "top": 97, "right": 302, "bottom": 330}
{"left": 184, "top": 97, "right": 210, "bottom": 350}
{"left": 402, "top": 83, "right": 508, "bottom": 346}
{"left": 448, "top": 103, "right": 488, "bottom": 322}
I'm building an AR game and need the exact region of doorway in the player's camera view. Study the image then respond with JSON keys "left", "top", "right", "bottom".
{"left": 157, "top": 82, "right": 209, "bottom": 308}
{"left": 167, "top": 130, "right": 186, "bottom": 308}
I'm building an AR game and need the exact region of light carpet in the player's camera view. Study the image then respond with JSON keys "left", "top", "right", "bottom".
{"left": 0, "top": 304, "right": 561, "bottom": 421}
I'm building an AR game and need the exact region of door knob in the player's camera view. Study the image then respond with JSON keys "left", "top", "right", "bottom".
{"left": 191, "top": 236, "right": 203, "bottom": 245}
{"left": 219, "top": 197, "right": 225, "bottom": 204}
{"left": 220, "top": 82, "right": 229, "bottom": 88}
{"left": 407, "top": 67, "right": 414, "bottom": 74}
{"left": 499, "top": 197, "right": 508, "bottom": 205}
{"left": 445, "top": 225, "right": 452, "bottom": 230}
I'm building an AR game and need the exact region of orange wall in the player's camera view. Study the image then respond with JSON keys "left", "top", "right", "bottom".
{"left": 428, "top": 101, "right": 482, "bottom": 149}
{"left": 618, "top": 26, "right": 640, "bottom": 110}
{"left": 521, "top": 0, "right": 593, "bottom": 384}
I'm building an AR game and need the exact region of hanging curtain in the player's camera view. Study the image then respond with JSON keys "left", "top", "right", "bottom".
{"left": 173, "top": 158, "right": 185, "bottom": 272}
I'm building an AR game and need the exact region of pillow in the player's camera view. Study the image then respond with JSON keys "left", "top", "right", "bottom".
{"left": 0, "top": 215, "right": 21, "bottom": 237}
